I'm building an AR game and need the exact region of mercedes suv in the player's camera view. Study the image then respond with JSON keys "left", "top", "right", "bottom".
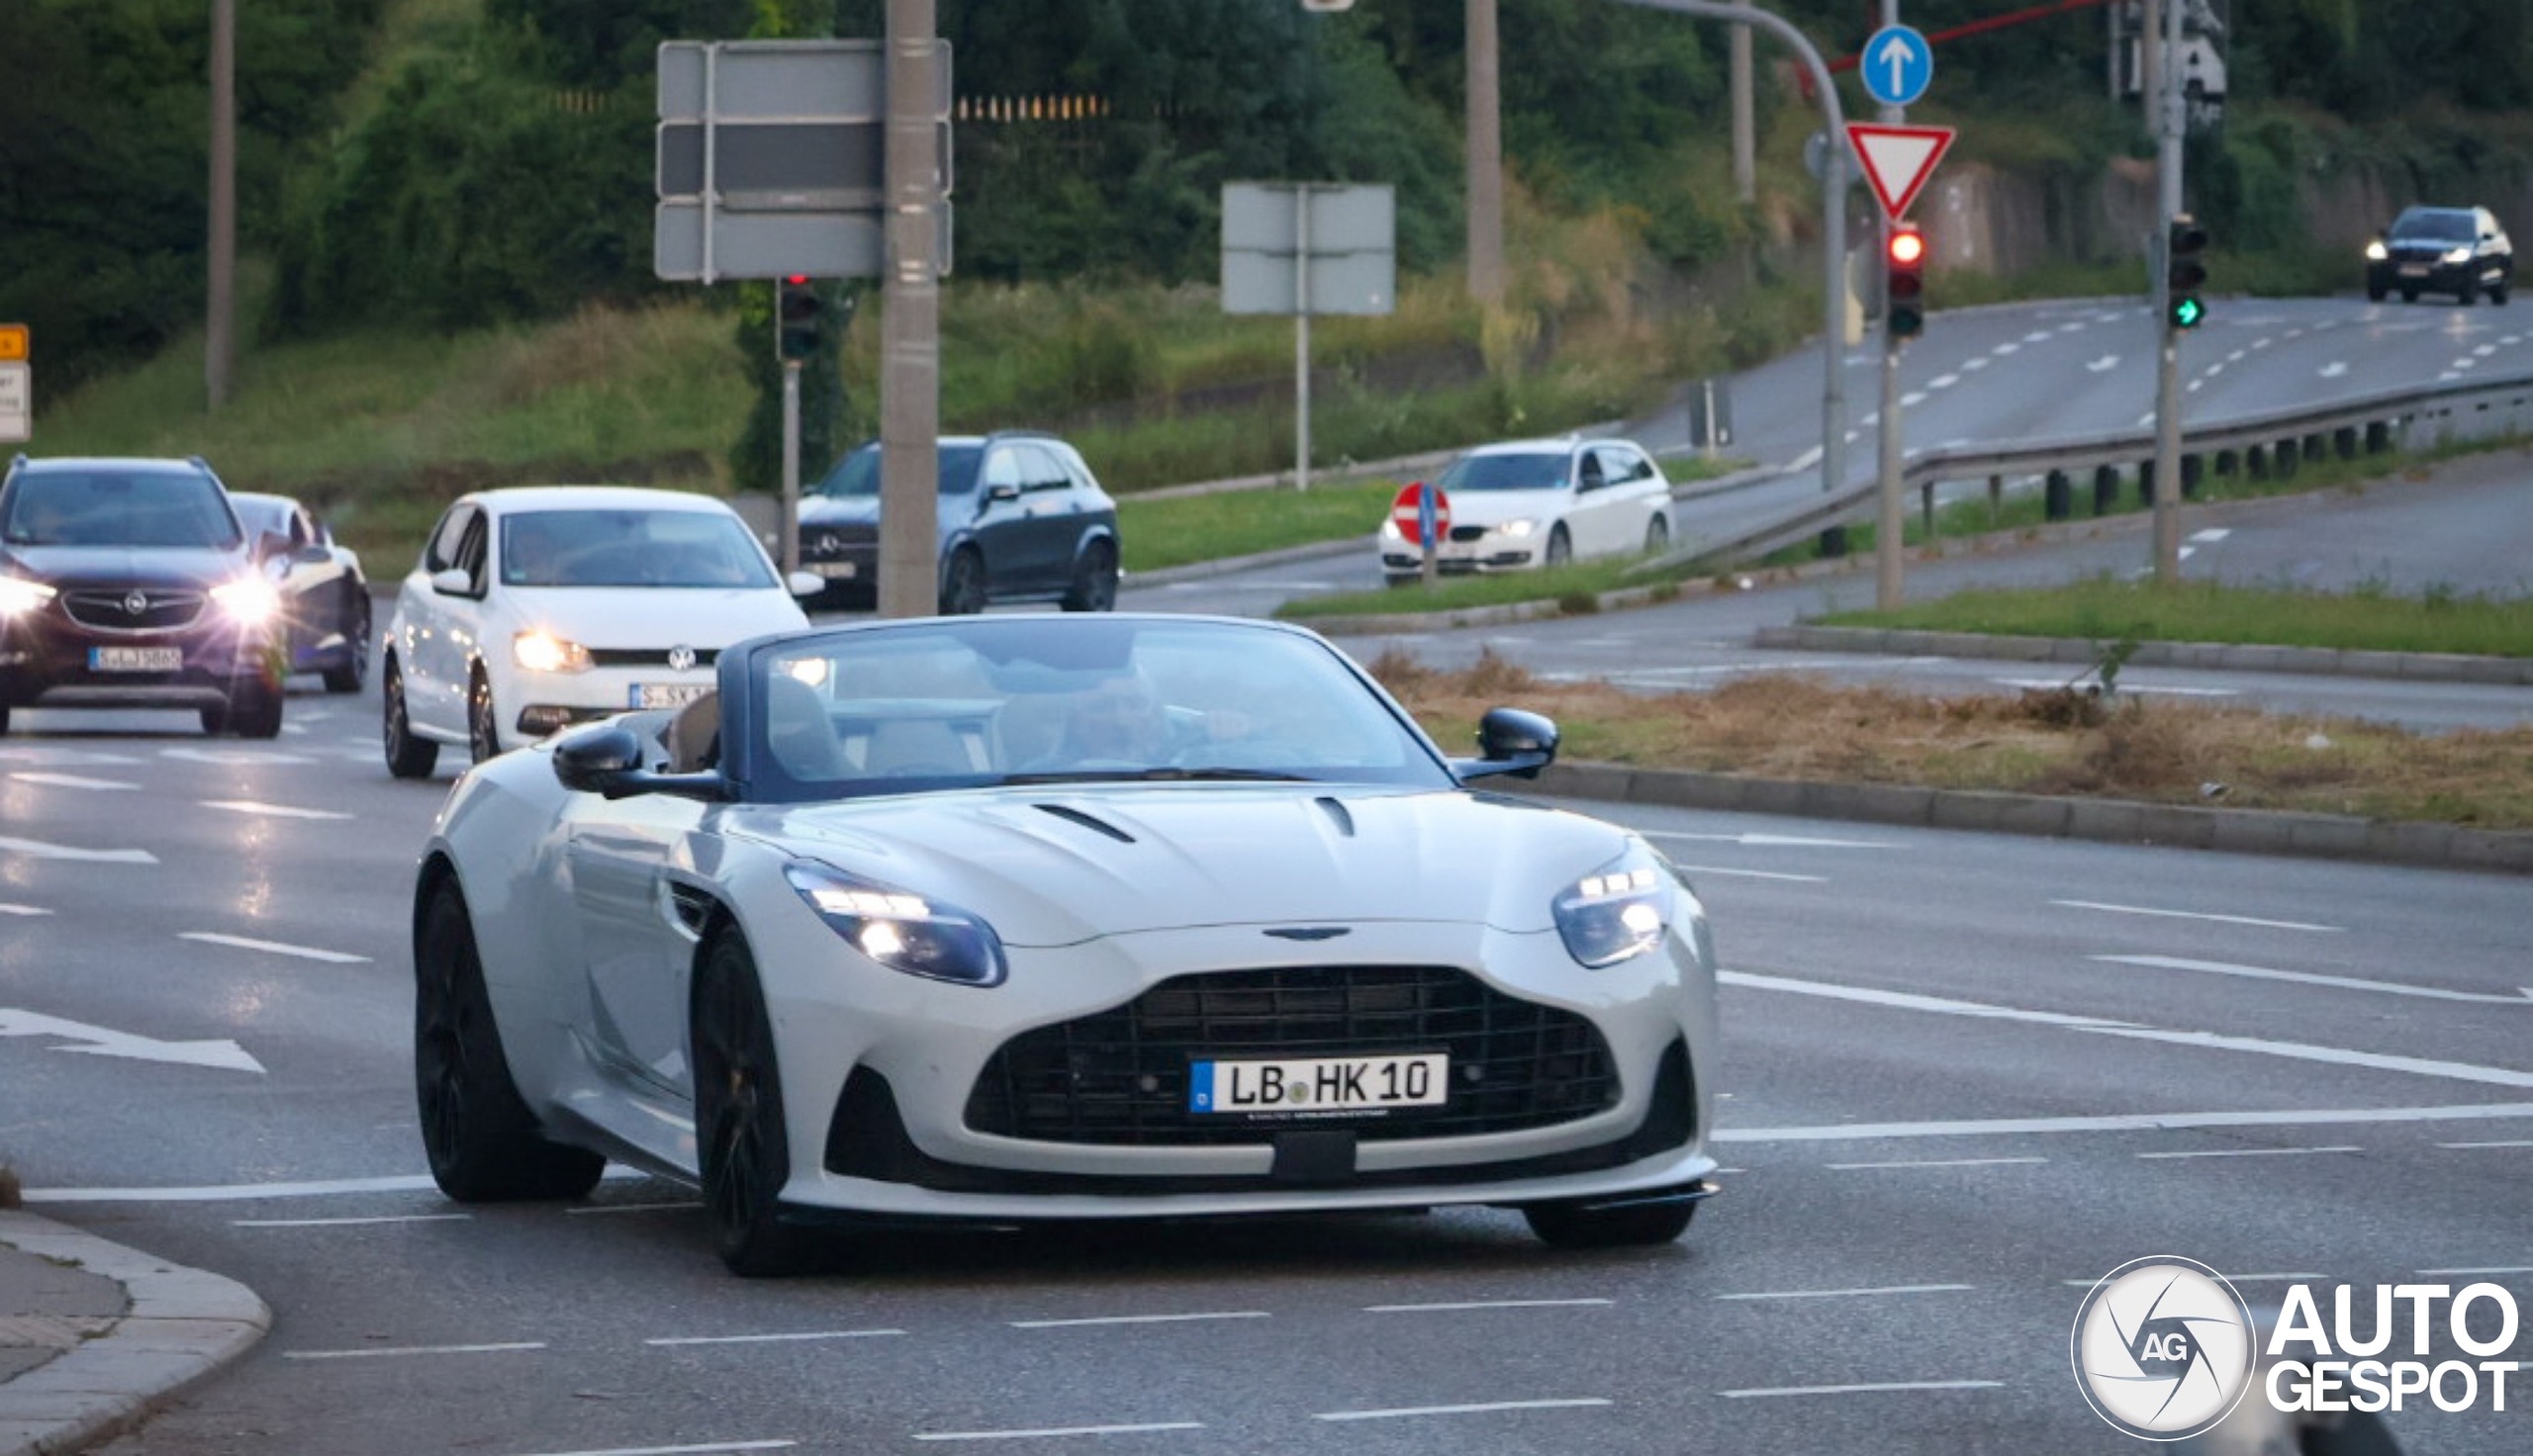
{"left": 0, "top": 456, "right": 290, "bottom": 737}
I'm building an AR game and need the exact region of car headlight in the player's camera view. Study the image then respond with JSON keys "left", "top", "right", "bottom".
{"left": 1378, "top": 518, "right": 1404, "bottom": 541}
{"left": 513, "top": 630, "right": 592, "bottom": 674}
{"left": 2445, "top": 246, "right": 2474, "bottom": 265}
{"left": 210, "top": 577, "right": 280, "bottom": 625}
{"left": 785, "top": 863, "right": 1007, "bottom": 987}
{"left": 2365, "top": 241, "right": 2388, "bottom": 261}
{"left": 1497, "top": 519, "right": 1536, "bottom": 538}
{"left": 1552, "top": 844, "right": 1676, "bottom": 968}
{"left": 0, "top": 578, "right": 56, "bottom": 617}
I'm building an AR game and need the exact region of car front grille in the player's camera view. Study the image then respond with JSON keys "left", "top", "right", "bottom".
{"left": 799, "top": 523, "right": 879, "bottom": 561}
{"left": 585, "top": 647, "right": 719, "bottom": 670}
{"left": 1448, "top": 525, "right": 1488, "bottom": 542}
{"left": 965, "top": 964, "right": 1620, "bottom": 1146}
{"left": 61, "top": 590, "right": 206, "bottom": 633}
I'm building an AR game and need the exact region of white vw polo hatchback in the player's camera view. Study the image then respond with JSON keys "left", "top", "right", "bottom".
{"left": 383, "top": 486, "right": 819, "bottom": 775}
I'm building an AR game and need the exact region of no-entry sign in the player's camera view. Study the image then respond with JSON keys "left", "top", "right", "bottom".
{"left": 1390, "top": 482, "right": 1451, "bottom": 548}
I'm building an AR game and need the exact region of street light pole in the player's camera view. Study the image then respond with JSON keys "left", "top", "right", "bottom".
{"left": 2150, "top": 0, "right": 2185, "bottom": 585}
{"left": 1466, "top": 0, "right": 1506, "bottom": 304}
{"left": 206, "top": 0, "right": 236, "bottom": 410}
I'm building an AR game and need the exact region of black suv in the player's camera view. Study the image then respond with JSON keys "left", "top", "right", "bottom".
{"left": 2366, "top": 206, "right": 2514, "bottom": 305}
{"left": 0, "top": 456, "right": 290, "bottom": 737}
{"left": 795, "top": 431, "right": 1121, "bottom": 614}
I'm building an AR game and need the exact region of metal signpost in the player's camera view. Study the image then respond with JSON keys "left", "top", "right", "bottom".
{"left": 1389, "top": 480, "right": 1452, "bottom": 585}
{"left": 1222, "top": 183, "right": 1396, "bottom": 492}
{"left": 0, "top": 325, "right": 26, "bottom": 444}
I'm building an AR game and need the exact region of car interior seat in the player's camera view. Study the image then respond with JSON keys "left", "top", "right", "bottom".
{"left": 764, "top": 675, "right": 849, "bottom": 779}
{"left": 663, "top": 691, "right": 719, "bottom": 774}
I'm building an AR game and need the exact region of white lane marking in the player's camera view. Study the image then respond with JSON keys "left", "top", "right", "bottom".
{"left": 1666, "top": 864, "right": 1829, "bottom": 883}
{"left": 1992, "top": 342, "right": 2019, "bottom": 355}
{"left": 1928, "top": 374, "right": 1959, "bottom": 388}
{"left": 1715, "top": 1285, "right": 1973, "bottom": 1302}
{"left": 0, "top": 835, "right": 156, "bottom": 864}
{"left": 2437, "top": 1140, "right": 2533, "bottom": 1149}
{"left": 0, "top": 1007, "right": 264, "bottom": 1073}
{"left": 1010, "top": 1311, "right": 1267, "bottom": 1329}
{"left": 2441, "top": 371, "right": 2464, "bottom": 382}
{"left": 2251, "top": 336, "right": 2272, "bottom": 349}
{"left": 2022, "top": 331, "right": 2055, "bottom": 343}
{"left": 201, "top": 799, "right": 354, "bottom": 821}
{"left": 915, "top": 1424, "right": 1206, "bottom": 1442}
{"left": 2179, "top": 545, "right": 2198, "bottom": 560}
{"left": 2189, "top": 527, "right": 2231, "bottom": 543}
{"left": 234, "top": 1214, "right": 472, "bottom": 1228}
{"left": 0, "top": 749, "right": 142, "bottom": 765}
{"left": 1722, "top": 1103, "right": 2533, "bottom": 1144}
{"left": 568, "top": 1201, "right": 701, "bottom": 1216}
{"left": 1901, "top": 392, "right": 1927, "bottom": 408}
{"left": 2203, "top": 363, "right": 2225, "bottom": 378}
{"left": 161, "top": 748, "right": 313, "bottom": 766}
{"left": 2227, "top": 349, "right": 2247, "bottom": 362}
{"left": 1645, "top": 831, "right": 1894, "bottom": 849}
{"left": 284, "top": 1341, "right": 545, "bottom": 1360}
{"left": 2451, "top": 358, "right": 2478, "bottom": 370}
{"left": 1720, "top": 969, "right": 2138, "bottom": 1030}
{"left": 2087, "top": 354, "right": 2119, "bottom": 372}
{"left": 1721, "top": 1381, "right": 2001, "bottom": 1399}
{"left": 646, "top": 1330, "right": 904, "bottom": 1346}
{"left": 22, "top": 1166, "right": 645, "bottom": 1203}
{"left": 516, "top": 1444, "right": 796, "bottom": 1456}
{"left": 2475, "top": 343, "right": 2497, "bottom": 356}
{"left": 179, "top": 932, "right": 371, "bottom": 964}
{"left": 1366, "top": 1299, "right": 1612, "bottom": 1314}
{"left": 2420, "top": 1266, "right": 2533, "bottom": 1276}
{"left": 2050, "top": 899, "right": 2340, "bottom": 932}
{"left": 0, "top": 903, "right": 52, "bottom": 917}
{"left": 2096, "top": 954, "right": 2533, "bottom": 1006}
{"left": 1962, "top": 356, "right": 1990, "bottom": 371}
{"left": 2076, "top": 1025, "right": 2533, "bottom": 1090}
{"left": 2135, "top": 412, "right": 2156, "bottom": 427}
{"left": 2060, "top": 1273, "right": 2325, "bottom": 1286}
{"left": 1314, "top": 1400, "right": 1610, "bottom": 1422}
{"left": 1827, "top": 1157, "right": 2047, "bottom": 1170}
{"left": 9, "top": 772, "right": 139, "bottom": 791}
{"left": 2134, "top": 1145, "right": 2362, "bottom": 1159}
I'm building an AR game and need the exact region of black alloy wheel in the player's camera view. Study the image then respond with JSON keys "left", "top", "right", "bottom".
{"left": 938, "top": 547, "right": 987, "bottom": 616}
{"left": 693, "top": 930, "right": 818, "bottom": 1276}
{"left": 383, "top": 659, "right": 439, "bottom": 778}
{"left": 1060, "top": 539, "right": 1119, "bottom": 612}
{"left": 1523, "top": 1196, "right": 1696, "bottom": 1249}
{"left": 414, "top": 879, "right": 607, "bottom": 1201}
{"left": 467, "top": 669, "right": 501, "bottom": 764}
{"left": 325, "top": 594, "right": 370, "bottom": 694}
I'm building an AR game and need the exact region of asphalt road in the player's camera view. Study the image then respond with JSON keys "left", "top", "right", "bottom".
{"left": 1, "top": 681, "right": 2527, "bottom": 1456}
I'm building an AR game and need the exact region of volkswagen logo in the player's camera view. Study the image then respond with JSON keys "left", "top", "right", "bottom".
{"left": 666, "top": 645, "right": 698, "bottom": 673}
{"left": 123, "top": 591, "right": 150, "bottom": 616}
{"left": 2072, "top": 1256, "right": 2256, "bottom": 1440}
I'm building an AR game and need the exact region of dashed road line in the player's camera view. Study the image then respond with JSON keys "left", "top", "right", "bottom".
{"left": 0, "top": 903, "right": 51, "bottom": 917}
{"left": 647, "top": 1330, "right": 904, "bottom": 1346}
{"left": 1715, "top": 1284, "right": 1972, "bottom": 1302}
{"left": 179, "top": 931, "right": 371, "bottom": 964}
{"left": 1314, "top": 1399, "right": 1610, "bottom": 1422}
{"left": 2420, "top": 1266, "right": 2533, "bottom": 1277}
{"left": 2134, "top": 1145, "right": 2362, "bottom": 1159}
{"left": 0, "top": 835, "right": 156, "bottom": 864}
{"left": 915, "top": 1424, "right": 1205, "bottom": 1442}
{"left": 1010, "top": 1311, "right": 1267, "bottom": 1329}
{"left": 1720, "top": 1103, "right": 2533, "bottom": 1143}
{"left": 1665, "top": 864, "right": 1829, "bottom": 883}
{"left": 517, "top": 1443, "right": 796, "bottom": 1456}
{"left": 284, "top": 1341, "right": 546, "bottom": 1360}
{"left": 1721, "top": 1381, "right": 2001, "bottom": 1399}
{"left": 234, "top": 1214, "right": 471, "bottom": 1228}
{"left": 2435, "top": 1140, "right": 2533, "bottom": 1150}
{"left": 9, "top": 772, "right": 139, "bottom": 791}
{"left": 2095, "top": 953, "right": 2533, "bottom": 1006}
{"left": 1365, "top": 1299, "right": 1611, "bottom": 1314}
{"left": 2049, "top": 899, "right": 2341, "bottom": 932}
{"left": 201, "top": 798, "right": 355, "bottom": 821}
{"left": 1826, "top": 1157, "right": 2048, "bottom": 1171}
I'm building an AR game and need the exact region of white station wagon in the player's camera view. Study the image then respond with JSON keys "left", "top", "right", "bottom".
{"left": 1379, "top": 436, "right": 1675, "bottom": 586}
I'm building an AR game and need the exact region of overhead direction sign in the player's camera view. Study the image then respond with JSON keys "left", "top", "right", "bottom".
{"left": 1860, "top": 24, "right": 1932, "bottom": 108}
{"left": 1846, "top": 123, "right": 1955, "bottom": 223}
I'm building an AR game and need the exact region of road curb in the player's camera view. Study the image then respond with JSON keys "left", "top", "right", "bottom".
{"left": 1530, "top": 761, "right": 2533, "bottom": 875}
{"left": 1751, "top": 624, "right": 2533, "bottom": 685}
{"left": 0, "top": 1211, "right": 269, "bottom": 1456}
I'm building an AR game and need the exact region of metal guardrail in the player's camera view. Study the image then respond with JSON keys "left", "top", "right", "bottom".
{"left": 1665, "top": 365, "right": 2533, "bottom": 571}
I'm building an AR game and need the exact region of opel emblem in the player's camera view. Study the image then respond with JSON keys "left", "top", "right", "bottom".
{"left": 123, "top": 591, "right": 149, "bottom": 616}
{"left": 667, "top": 645, "right": 698, "bottom": 673}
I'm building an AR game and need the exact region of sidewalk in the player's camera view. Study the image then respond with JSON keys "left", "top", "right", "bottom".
{"left": 0, "top": 1208, "right": 268, "bottom": 1456}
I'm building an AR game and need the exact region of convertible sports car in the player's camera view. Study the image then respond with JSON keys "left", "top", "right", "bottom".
{"left": 414, "top": 614, "right": 1720, "bottom": 1274}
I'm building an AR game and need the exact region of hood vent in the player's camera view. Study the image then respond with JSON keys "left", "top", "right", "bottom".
{"left": 1313, "top": 796, "right": 1356, "bottom": 837}
{"left": 1034, "top": 802, "right": 1135, "bottom": 844}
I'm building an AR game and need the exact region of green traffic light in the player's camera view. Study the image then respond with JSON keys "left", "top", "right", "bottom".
{"left": 2170, "top": 296, "right": 2205, "bottom": 329}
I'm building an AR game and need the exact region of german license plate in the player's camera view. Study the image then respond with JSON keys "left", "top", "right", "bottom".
{"left": 813, "top": 561, "right": 857, "bottom": 579}
{"left": 630, "top": 682, "right": 713, "bottom": 709}
{"left": 1188, "top": 1052, "right": 1448, "bottom": 1114}
{"left": 89, "top": 646, "right": 183, "bottom": 673}
{"left": 2399, "top": 264, "right": 2429, "bottom": 277}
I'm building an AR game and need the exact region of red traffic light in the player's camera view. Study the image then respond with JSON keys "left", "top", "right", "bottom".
{"left": 785, "top": 274, "right": 809, "bottom": 286}
{"left": 1888, "top": 228, "right": 1926, "bottom": 265}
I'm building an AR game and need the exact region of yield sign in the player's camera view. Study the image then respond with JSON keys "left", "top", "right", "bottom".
{"left": 1846, "top": 123, "right": 1955, "bottom": 223}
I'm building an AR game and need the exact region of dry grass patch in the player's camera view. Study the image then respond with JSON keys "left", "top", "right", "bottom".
{"left": 1373, "top": 650, "right": 2533, "bottom": 830}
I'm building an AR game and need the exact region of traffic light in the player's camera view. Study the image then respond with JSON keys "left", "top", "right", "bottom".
{"left": 1886, "top": 222, "right": 1926, "bottom": 339}
{"left": 2166, "top": 216, "right": 2208, "bottom": 330}
{"left": 776, "top": 275, "right": 822, "bottom": 362}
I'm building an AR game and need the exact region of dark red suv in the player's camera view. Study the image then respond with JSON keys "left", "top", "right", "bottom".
{"left": 0, "top": 455, "right": 289, "bottom": 737}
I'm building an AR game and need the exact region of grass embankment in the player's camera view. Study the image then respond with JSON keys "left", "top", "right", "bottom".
{"left": 1822, "top": 578, "right": 2533, "bottom": 659}
{"left": 1375, "top": 649, "right": 2533, "bottom": 831}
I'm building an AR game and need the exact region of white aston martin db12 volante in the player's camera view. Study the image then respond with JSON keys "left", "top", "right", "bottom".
{"left": 414, "top": 614, "right": 1721, "bottom": 1274}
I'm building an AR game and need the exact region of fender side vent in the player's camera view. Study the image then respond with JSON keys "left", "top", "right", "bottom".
{"left": 1314, "top": 796, "right": 1355, "bottom": 837}
{"left": 667, "top": 882, "right": 717, "bottom": 935}
{"left": 1035, "top": 803, "right": 1134, "bottom": 844}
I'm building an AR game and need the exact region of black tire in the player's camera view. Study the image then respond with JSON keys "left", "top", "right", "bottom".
{"left": 323, "top": 595, "right": 370, "bottom": 694}
{"left": 1059, "top": 539, "right": 1119, "bottom": 612}
{"left": 467, "top": 669, "right": 501, "bottom": 764}
{"left": 202, "top": 683, "right": 282, "bottom": 739}
{"left": 0, "top": 706, "right": 11, "bottom": 736}
{"left": 693, "top": 930, "right": 818, "bottom": 1276}
{"left": 383, "top": 659, "right": 439, "bottom": 779}
{"left": 1545, "top": 525, "right": 1572, "bottom": 569}
{"left": 938, "top": 547, "right": 986, "bottom": 616}
{"left": 2491, "top": 280, "right": 2511, "bottom": 307}
{"left": 1523, "top": 1196, "right": 1696, "bottom": 1250}
{"left": 415, "top": 878, "right": 606, "bottom": 1202}
{"left": 2458, "top": 275, "right": 2479, "bottom": 305}
{"left": 1643, "top": 515, "right": 1671, "bottom": 556}
{"left": 2366, "top": 283, "right": 2387, "bottom": 303}
{"left": 2400, "top": 288, "right": 2420, "bottom": 303}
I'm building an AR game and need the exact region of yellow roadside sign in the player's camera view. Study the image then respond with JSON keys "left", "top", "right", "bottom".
{"left": 0, "top": 324, "right": 25, "bottom": 362}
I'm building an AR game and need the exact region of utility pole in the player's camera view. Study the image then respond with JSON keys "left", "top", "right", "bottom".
{"left": 1730, "top": 4, "right": 1755, "bottom": 204}
{"left": 1466, "top": 0, "right": 1506, "bottom": 303}
{"left": 880, "top": 0, "right": 942, "bottom": 618}
{"left": 206, "top": 0, "right": 236, "bottom": 410}
{"left": 1874, "top": 0, "right": 1907, "bottom": 611}
{"left": 2150, "top": 0, "right": 2184, "bottom": 584}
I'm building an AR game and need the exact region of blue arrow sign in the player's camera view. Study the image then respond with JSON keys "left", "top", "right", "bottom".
{"left": 1861, "top": 24, "right": 1932, "bottom": 109}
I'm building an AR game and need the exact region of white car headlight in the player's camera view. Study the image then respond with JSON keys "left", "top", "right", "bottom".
{"left": 0, "top": 578, "right": 56, "bottom": 617}
{"left": 513, "top": 630, "right": 592, "bottom": 674}
{"left": 1378, "top": 518, "right": 1404, "bottom": 541}
{"left": 210, "top": 577, "right": 280, "bottom": 625}
{"left": 2364, "top": 241, "right": 2388, "bottom": 261}
{"left": 2445, "top": 246, "right": 2474, "bottom": 265}
{"left": 1497, "top": 519, "right": 1537, "bottom": 538}
{"left": 786, "top": 862, "right": 1007, "bottom": 987}
{"left": 1552, "top": 844, "right": 1676, "bottom": 968}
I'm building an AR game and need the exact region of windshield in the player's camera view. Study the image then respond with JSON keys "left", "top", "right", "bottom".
{"left": 2391, "top": 211, "right": 2475, "bottom": 242}
{"left": 1438, "top": 451, "right": 1570, "bottom": 493}
{"left": 744, "top": 618, "right": 1453, "bottom": 798}
{"left": 499, "top": 508, "right": 778, "bottom": 590}
{"left": 812, "top": 442, "right": 985, "bottom": 499}
{"left": 0, "top": 470, "right": 242, "bottom": 550}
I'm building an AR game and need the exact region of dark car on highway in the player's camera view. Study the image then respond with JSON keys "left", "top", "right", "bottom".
{"left": 2366, "top": 205, "right": 2513, "bottom": 305}
{"left": 0, "top": 455, "right": 290, "bottom": 737}
{"left": 228, "top": 492, "right": 371, "bottom": 693}
{"left": 795, "top": 431, "right": 1121, "bottom": 614}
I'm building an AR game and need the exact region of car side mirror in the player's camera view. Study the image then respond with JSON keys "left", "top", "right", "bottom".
{"left": 255, "top": 530, "right": 293, "bottom": 562}
{"left": 1452, "top": 706, "right": 1560, "bottom": 782}
{"left": 429, "top": 568, "right": 473, "bottom": 596}
{"left": 294, "top": 543, "right": 332, "bottom": 565}
{"left": 985, "top": 482, "right": 1020, "bottom": 503}
{"left": 552, "top": 722, "right": 726, "bottom": 801}
{"left": 787, "top": 570, "right": 825, "bottom": 597}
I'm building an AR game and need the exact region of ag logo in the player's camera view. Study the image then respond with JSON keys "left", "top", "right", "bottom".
{"left": 2072, "top": 1256, "right": 2255, "bottom": 1440}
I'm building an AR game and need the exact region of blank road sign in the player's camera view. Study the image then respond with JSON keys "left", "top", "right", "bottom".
{"left": 657, "top": 42, "right": 948, "bottom": 123}
{"left": 1222, "top": 253, "right": 1395, "bottom": 317}
{"left": 656, "top": 123, "right": 887, "bottom": 208}
{"left": 0, "top": 363, "right": 30, "bottom": 444}
{"left": 1221, "top": 182, "right": 1395, "bottom": 316}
